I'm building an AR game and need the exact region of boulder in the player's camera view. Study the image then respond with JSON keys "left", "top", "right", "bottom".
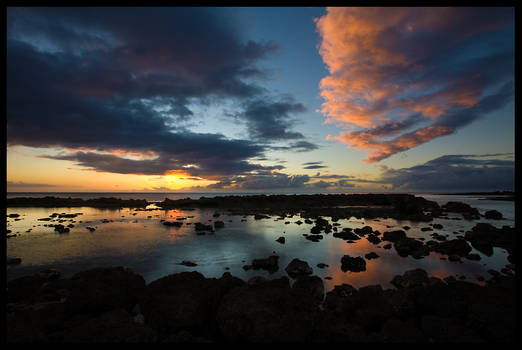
{"left": 340, "top": 255, "right": 366, "bottom": 272}
{"left": 285, "top": 258, "right": 313, "bottom": 278}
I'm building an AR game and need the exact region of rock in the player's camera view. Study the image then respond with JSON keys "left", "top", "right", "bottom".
{"left": 390, "top": 269, "right": 429, "bottom": 289}
{"left": 194, "top": 222, "right": 212, "bottom": 231}
{"left": 305, "top": 234, "right": 323, "bottom": 242}
{"left": 254, "top": 214, "right": 270, "bottom": 220}
{"left": 143, "top": 271, "right": 244, "bottom": 336}
{"left": 420, "top": 315, "right": 483, "bottom": 342}
{"left": 354, "top": 226, "right": 373, "bottom": 236}
{"left": 340, "top": 255, "right": 366, "bottom": 272}
{"left": 292, "top": 275, "right": 325, "bottom": 302}
{"left": 394, "top": 238, "right": 429, "bottom": 258}
{"left": 429, "top": 239, "right": 472, "bottom": 257}
{"left": 464, "top": 223, "right": 514, "bottom": 256}
{"left": 442, "top": 201, "right": 481, "bottom": 220}
{"left": 365, "top": 252, "right": 380, "bottom": 260}
{"left": 484, "top": 210, "right": 502, "bottom": 220}
{"left": 366, "top": 234, "right": 381, "bottom": 244}
{"left": 317, "top": 263, "right": 328, "bottom": 268}
{"left": 465, "top": 253, "right": 481, "bottom": 261}
{"left": 432, "top": 223, "right": 444, "bottom": 229}
{"left": 275, "top": 236, "right": 285, "bottom": 244}
{"left": 213, "top": 221, "right": 224, "bottom": 229}
{"left": 383, "top": 243, "right": 392, "bottom": 249}
{"left": 179, "top": 261, "right": 197, "bottom": 267}
{"left": 382, "top": 230, "right": 407, "bottom": 242}
{"left": 86, "top": 227, "right": 96, "bottom": 232}
{"left": 251, "top": 255, "right": 279, "bottom": 273}
{"left": 333, "top": 229, "right": 360, "bottom": 241}
{"left": 60, "top": 308, "right": 157, "bottom": 342}
{"left": 215, "top": 276, "right": 317, "bottom": 342}
{"left": 163, "top": 221, "right": 183, "bottom": 227}
{"left": 53, "top": 224, "right": 70, "bottom": 234}
{"left": 285, "top": 258, "right": 313, "bottom": 278}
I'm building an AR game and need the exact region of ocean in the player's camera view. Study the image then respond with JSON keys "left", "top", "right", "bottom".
{"left": 6, "top": 192, "right": 515, "bottom": 291}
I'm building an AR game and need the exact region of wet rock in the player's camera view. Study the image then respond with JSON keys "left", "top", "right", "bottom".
{"left": 465, "top": 253, "right": 481, "bottom": 261}
{"left": 254, "top": 214, "right": 270, "bottom": 220}
{"left": 383, "top": 243, "right": 392, "bottom": 249}
{"left": 442, "top": 201, "right": 481, "bottom": 220}
{"left": 354, "top": 225, "right": 373, "bottom": 236}
{"left": 53, "top": 224, "right": 70, "bottom": 234}
{"left": 429, "top": 239, "right": 472, "bottom": 257}
{"left": 365, "top": 252, "right": 380, "bottom": 260}
{"left": 366, "top": 234, "right": 381, "bottom": 244}
{"left": 194, "top": 222, "right": 212, "bottom": 231}
{"left": 432, "top": 223, "right": 444, "bottom": 229}
{"left": 163, "top": 221, "right": 183, "bottom": 227}
{"left": 275, "top": 236, "right": 285, "bottom": 244}
{"left": 340, "top": 255, "right": 366, "bottom": 272}
{"left": 394, "top": 238, "right": 429, "bottom": 258}
{"left": 464, "top": 223, "right": 514, "bottom": 256}
{"left": 391, "top": 269, "right": 430, "bottom": 289}
{"left": 285, "top": 258, "right": 313, "bottom": 278}
{"left": 213, "top": 221, "right": 224, "bottom": 229}
{"left": 143, "top": 271, "right": 244, "bottom": 337}
{"left": 317, "top": 263, "right": 328, "bottom": 268}
{"left": 305, "top": 234, "right": 323, "bottom": 242}
{"left": 251, "top": 255, "right": 279, "bottom": 273}
{"left": 215, "top": 276, "right": 317, "bottom": 342}
{"left": 484, "top": 210, "right": 502, "bottom": 220}
{"left": 86, "top": 227, "right": 96, "bottom": 232}
{"left": 382, "top": 230, "right": 407, "bottom": 242}
{"left": 292, "top": 275, "right": 324, "bottom": 303}
{"left": 333, "top": 229, "right": 360, "bottom": 241}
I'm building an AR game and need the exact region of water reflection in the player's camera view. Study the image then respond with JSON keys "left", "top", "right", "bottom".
{"left": 6, "top": 198, "right": 513, "bottom": 291}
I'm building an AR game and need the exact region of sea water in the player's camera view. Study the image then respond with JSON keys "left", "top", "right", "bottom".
{"left": 6, "top": 193, "right": 515, "bottom": 291}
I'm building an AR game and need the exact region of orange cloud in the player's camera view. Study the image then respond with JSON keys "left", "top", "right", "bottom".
{"left": 315, "top": 7, "right": 513, "bottom": 162}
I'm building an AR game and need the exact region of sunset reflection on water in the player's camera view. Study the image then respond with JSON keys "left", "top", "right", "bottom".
{"left": 6, "top": 202, "right": 513, "bottom": 291}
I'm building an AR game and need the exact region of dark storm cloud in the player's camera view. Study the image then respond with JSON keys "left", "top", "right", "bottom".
{"left": 239, "top": 98, "right": 307, "bottom": 141}
{"left": 380, "top": 154, "right": 514, "bottom": 191}
{"left": 205, "top": 173, "right": 311, "bottom": 190}
{"left": 7, "top": 7, "right": 315, "bottom": 178}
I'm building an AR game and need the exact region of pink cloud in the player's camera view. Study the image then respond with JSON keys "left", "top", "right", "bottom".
{"left": 315, "top": 7, "right": 513, "bottom": 162}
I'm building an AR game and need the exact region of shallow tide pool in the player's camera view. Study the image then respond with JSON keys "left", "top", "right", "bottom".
{"left": 6, "top": 197, "right": 514, "bottom": 291}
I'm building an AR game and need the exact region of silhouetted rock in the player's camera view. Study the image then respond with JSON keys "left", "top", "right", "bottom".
{"left": 285, "top": 259, "right": 313, "bottom": 278}
{"left": 340, "top": 255, "right": 366, "bottom": 272}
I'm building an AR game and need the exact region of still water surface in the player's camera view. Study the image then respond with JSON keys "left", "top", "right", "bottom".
{"left": 6, "top": 194, "right": 514, "bottom": 291}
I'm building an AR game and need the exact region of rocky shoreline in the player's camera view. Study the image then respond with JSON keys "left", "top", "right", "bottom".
{"left": 6, "top": 264, "right": 515, "bottom": 343}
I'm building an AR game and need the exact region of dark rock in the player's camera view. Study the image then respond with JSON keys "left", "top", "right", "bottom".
{"left": 179, "top": 261, "right": 197, "bottom": 267}
{"left": 484, "top": 210, "right": 502, "bottom": 220}
{"left": 382, "top": 230, "right": 406, "bottom": 242}
{"left": 213, "top": 221, "right": 224, "bottom": 229}
{"left": 333, "top": 229, "right": 360, "bottom": 241}
{"left": 354, "top": 225, "right": 373, "bottom": 236}
{"left": 365, "top": 252, "right": 380, "bottom": 260}
{"left": 383, "top": 243, "right": 392, "bottom": 249}
{"left": 285, "top": 258, "right": 313, "bottom": 278}
{"left": 215, "top": 277, "right": 317, "bottom": 342}
{"left": 429, "top": 239, "right": 472, "bottom": 257}
{"left": 251, "top": 255, "right": 279, "bottom": 273}
{"left": 340, "top": 255, "right": 366, "bottom": 272}
{"left": 163, "top": 221, "right": 183, "bottom": 227}
{"left": 275, "top": 236, "right": 285, "bottom": 244}
{"left": 366, "top": 234, "right": 381, "bottom": 244}
{"left": 292, "top": 275, "right": 324, "bottom": 303}
{"left": 194, "top": 222, "right": 212, "bottom": 231}
{"left": 391, "top": 269, "right": 430, "bottom": 289}
{"left": 394, "top": 238, "right": 429, "bottom": 258}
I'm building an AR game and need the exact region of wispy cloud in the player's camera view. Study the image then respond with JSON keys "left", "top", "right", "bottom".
{"left": 315, "top": 7, "right": 514, "bottom": 162}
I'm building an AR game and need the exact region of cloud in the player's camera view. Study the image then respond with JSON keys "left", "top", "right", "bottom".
{"left": 7, "top": 181, "right": 58, "bottom": 189}
{"left": 379, "top": 153, "right": 514, "bottom": 191}
{"left": 315, "top": 7, "right": 514, "bottom": 162}
{"left": 6, "top": 7, "right": 316, "bottom": 179}
{"left": 238, "top": 97, "right": 307, "bottom": 141}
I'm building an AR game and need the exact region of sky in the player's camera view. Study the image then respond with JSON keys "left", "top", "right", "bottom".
{"left": 6, "top": 7, "right": 515, "bottom": 193}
